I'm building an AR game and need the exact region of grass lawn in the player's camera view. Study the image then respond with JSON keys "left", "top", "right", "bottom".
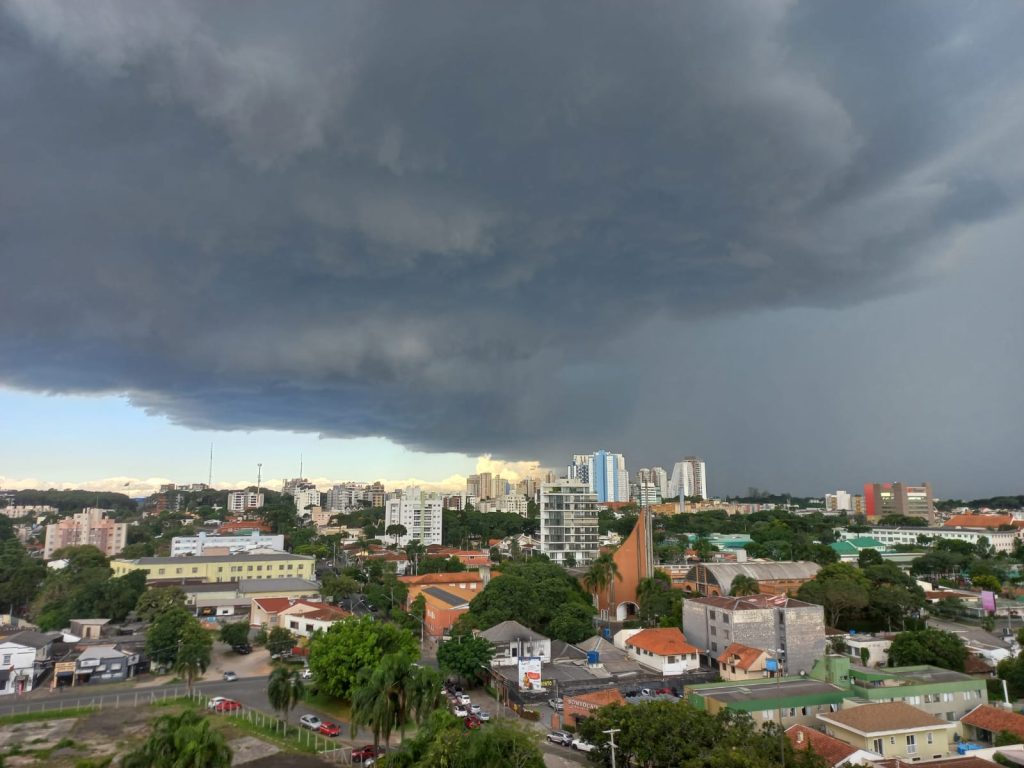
{"left": 0, "top": 707, "right": 96, "bottom": 725}
{"left": 303, "top": 690, "right": 352, "bottom": 722}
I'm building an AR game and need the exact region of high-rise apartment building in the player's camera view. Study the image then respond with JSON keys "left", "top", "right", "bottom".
{"left": 292, "top": 485, "right": 321, "bottom": 515}
{"left": 669, "top": 457, "right": 708, "bottom": 500}
{"left": 326, "top": 484, "right": 364, "bottom": 512}
{"left": 634, "top": 481, "right": 661, "bottom": 508}
{"left": 44, "top": 508, "right": 127, "bottom": 559}
{"left": 650, "top": 467, "right": 668, "bottom": 499}
{"left": 824, "top": 491, "right": 853, "bottom": 512}
{"left": 227, "top": 490, "right": 264, "bottom": 513}
{"left": 581, "top": 450, "right": 629, "bottom": 503}
{"left": 540, "top": 480, "right": 599, "bottom": 566}
{"left": 863, "top": 483, "right": 934, "bottom": 523}
{"left": 466, "top": 475, "right": 481, "bottom": 498}
{"left": 385, "top": 487, "right": 443, "bottom": 546}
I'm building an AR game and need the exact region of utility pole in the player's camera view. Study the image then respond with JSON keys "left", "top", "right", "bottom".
{"left": 256, "top": 464, "right": 262, "bottom": 497}
{"left": 604, "top": 728, "right": 621, "bottom": 768}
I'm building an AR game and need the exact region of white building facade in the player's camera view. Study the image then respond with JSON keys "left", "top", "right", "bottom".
{"left": 385, "top": 487, "right": 443, "bottom": 546}
{"left": 226, "top": 491, "right": 264, "bottom": 513}
{"left": 170, "top": 531, "right": 285, "bottom": 557}
{"left": 540, "top": 480, "right": 600, "bottom": 566}
{"left": 292, "top": 486, "right": 321, "bottom": 516}
{"left": 842, "top": 527, "right": 1016, "bottom": 554}
{"left": 495, "top": 494, "right": 529, "bottom": 516}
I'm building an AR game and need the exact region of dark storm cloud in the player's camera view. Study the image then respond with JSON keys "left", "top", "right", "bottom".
{"left": 2, "top": 0, "right": 1024, "bottom": 483}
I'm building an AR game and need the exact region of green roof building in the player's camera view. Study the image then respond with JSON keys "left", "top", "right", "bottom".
{"left": 685, "top": 655, "right": 986, "bottom": 730}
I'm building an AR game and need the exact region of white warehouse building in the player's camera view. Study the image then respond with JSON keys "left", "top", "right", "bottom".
{"left": 171, "top": 531, "right": 285, "bottom": 557}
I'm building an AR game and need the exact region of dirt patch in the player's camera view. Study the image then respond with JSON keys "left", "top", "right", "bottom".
{"left": 228, "top": 735, "right": 280, "bottom": 765}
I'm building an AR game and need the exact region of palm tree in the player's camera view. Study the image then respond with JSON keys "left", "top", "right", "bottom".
{"left": 122, "top": 710, "right": 231, "bottom": 768}
{"left": 730, "top": 575, "right": 761, "bottom": 596}
{"left": 267, "top": 667, "right": 305, "bottom": 725}
{"left": 407, "top": 664, "right": 444, "bottom": 729}
{"left": 582, "top": 553, "right": 621, "bottom": 617}
{"left": 352, "top": 653, "right": 441, "bottom": 751}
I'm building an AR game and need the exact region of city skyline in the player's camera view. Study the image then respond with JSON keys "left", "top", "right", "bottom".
{"left": 1, "top": 4, "right": 1022, "bottom": 499}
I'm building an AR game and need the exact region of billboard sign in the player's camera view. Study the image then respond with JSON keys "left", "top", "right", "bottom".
{"left": 518, "top": 657, "right": 543, "bottom": 691}
{"left": 981, "top": 590, "right": 997, "bottom": 613}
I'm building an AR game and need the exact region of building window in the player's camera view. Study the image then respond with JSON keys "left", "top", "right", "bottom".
{"left": 906, "top": 735, "right": 916, "bottom": 754}
{"left": 873, "top": 739, "right": 884, "bottom": 754}
{"left": 926, "top": 734, "right": 933, "bottom": 745}
{"left": 890, "top": 737, "right": 896, "bottom": 745}
{"left": 1, "top": 654, "right": 9, "bottom": 665}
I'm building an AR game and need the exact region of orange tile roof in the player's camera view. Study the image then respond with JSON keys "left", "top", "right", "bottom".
{"left": 625, "top": 628, "right": 698, "bottom": 657}
{"left": 962, "top": 704, "right": 1024, "bottom": 740}
{"left": 302, "top": 607, "right": 350, "bottom": 622}
{"left": 786, "top": 726, "right": 859, "bottom": 767}
{"left": 720, "top": 642, "right": 766, "bottom": 671}
{"left": 819, "top": 702, "right": 950, "bottom": 733}
{"left": 399, "top": 572, "right": 486, "bottom": 586}
{"left": 944, "top": 514, "right": 1014, "bottom": 529}
{"left": 567, "top": 688, "right": 625, "bottom": 708}
{"left": 253, "top": 598, "right": 332, "bottom": 614}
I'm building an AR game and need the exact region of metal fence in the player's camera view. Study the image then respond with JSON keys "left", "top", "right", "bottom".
{"left": 0, "top": 687, "right": 351, "bottom": 765}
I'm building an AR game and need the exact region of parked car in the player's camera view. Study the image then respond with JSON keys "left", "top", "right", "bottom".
{"left": 301, "top": 667, "right": 313, "bottom": 680}
{"left": 232, "top": 644, "right": 252, "bottom": 655}
{"left": 319, "top": 722, "right": 341, "bottom": 737}
{"left": 212, "top": 699, "right": 241, "bottom": 713}
{"left": 655, "top": 687, "right": 673, "bottom": 696}
{"left": 547, "top": 731, "right": 573, "bottom": 746}
{"left": 352, "top": 745, "right": 384, "bottom": 763}
{"left": 548, "top": 697, "right": 564, "bottom": 711}
{"left": 469, "top": 704, "right": 482, "bottom": 715}
{"left": 222, "top": 671, "right": 238, "bottom": 682}
{"left": 457, "top": 693, "right": 471, "bottom": 706}
{"left": 572, "top": 738, "right": 597, "bottom": 753}
{"left": 299, "top": 715, "right": 322, "bottom": 730}
{"left": 453, "top": 705, "right": 469, "bottom": 718}
{"left": 477, "top": 711, "right": 491, "bottom": 722}
{"left": 464, "top": 715, "right": 482, "bottom": 730}
{"left": 206, "top": 697, "right": 229, "bottom": 711}
{"left": 640, "top": 688, "right": 653, "bottom": 697}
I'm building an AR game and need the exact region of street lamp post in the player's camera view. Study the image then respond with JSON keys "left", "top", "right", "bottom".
{"left": 774, "top": 650, "right": 786, "bottom": 768}
{"left": 604, "top": 728, "right": 621, "bottom": 768}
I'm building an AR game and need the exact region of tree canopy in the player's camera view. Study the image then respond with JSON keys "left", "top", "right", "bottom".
{"left": 308, "top": 616, "right": 419, "bottom": 700}
{"left": 889, "top": 629, "right": 967, "bottom": 671}
{"left": 457, "top": 560, "right": 594, "bottom": 641}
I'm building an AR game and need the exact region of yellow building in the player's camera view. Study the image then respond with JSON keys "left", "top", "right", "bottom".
{"left": 817, "top": 702, "right": 955, "bottom": 761}
{"left": 111, "top": 553, "right": 315, "bottom": 584}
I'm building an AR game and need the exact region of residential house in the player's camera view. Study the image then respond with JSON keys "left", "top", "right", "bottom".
{"left": 563, "top": 688, "right": 626, "bottom": 728}
{"left": 817, "top": 701, "right": 956, "bottom": 761}
{"left": 399, "top": 570, "right": 492, "bottom": 609}
{"left": 718, "top": 642, "right": 769, "bottom": 681}
{"left": 786, "top": 725, "right": 882, "bottom": 768}
{"left": 249, "top": 598, "right": 349, "bottom": 635}
{"left": 477, "top": 621, "right": 551, "bottom": 667}
{"left": 421, "top": 586, "right": 475, "bottom": 642}
{"left": 178, "top": 578, "right": 322, "bottom": 620}
{"left": 845, "top": 633, "right": 893, "bottom": 668}
{"left": 623, "top": 628, "right": 701, "bottom": 675}
{"left": 683, "top": 593, "right": 826, "bottom": 677}
{"left": 0, "top": 639, "right": 37, "bottom": 695}
{"left": 73, "top": 644, "right": 142, "bottom": 684}
{"left": 961, "top": 705, "right": 1024, "bottom": 745}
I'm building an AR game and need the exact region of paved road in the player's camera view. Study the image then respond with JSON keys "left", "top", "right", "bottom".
{"left": 926, "top": 615, "right": 1019, "bottom": 651}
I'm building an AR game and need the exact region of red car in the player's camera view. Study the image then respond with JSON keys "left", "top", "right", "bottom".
{"left": 464, "top": 715, "right": 482, "bottom": 730}
{"left": 213, "top": 699, "right": 242, "bottom": 712}
{"left": 352, "top": 745, "right": 384, "bottom": 762}
{"left": 319, "top": 722, "right": 341, "bottom": 737}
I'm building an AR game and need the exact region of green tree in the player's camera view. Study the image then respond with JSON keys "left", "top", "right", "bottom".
{"left": 972, "top": 574, "right": 1002, "bottom": 594}
{"left": 145, "top": 605, "right": 193, "bottom": 666}
{"left": 378, "top": 710, "right": 544, "bottom": 768}
{"left": 437, "top": 636, "right": 494, "bottom": 684}
{"left": 0, "top": 539, "right": 46, "bottom": 615}
{"left": 351, "top": 653, "right": 442, "bottom": 750}
{"left": 546, "top": 602, "right": 594, "bottom": 643}
{"left": 417, "top": 556, "right": 467, "bottom": 574}
{"left": 386, "top": 524, "right": 409, "bottom": 546}
{"left": 889, "top": 629, "right": 967, "bottom": 671}
{"left": 636, "top": 572, "right": 683, "bottom": 627}
{"left": 218, "top": 622, "right": 250, "bottom": 648}
{"left": 267, "top": 666, "right": 305, "bottom": 724}
{"left": 857, "top": 548, "right": 884, "bottom": 568}
{"left": 729, "top": 575, "right": 761, "bottom": 596}
{"left": 796, "top": 563, "right": 870, "bottom": 628}
{"left": 322, "top": 574, "right": 361, "bottom": 601}
{"left": 266, "top": 626, "right": 296, "bottom": 656}
{"left": 121, "top": 709, "right": 231, "bottom": 768}
{"left": 308, "top": 616, "right": 419, "bottom": 699}
{"left": 582, "top": 552, "right": 621, "bottom": 609}
{"left": 174, "top": 617, "right": 213, "bottom": 694}
{"left": 135, "top": 587, "right": 187, "bottom": 622}
{"left": 997, "top": 655, "right": 1024, "bottom": 699}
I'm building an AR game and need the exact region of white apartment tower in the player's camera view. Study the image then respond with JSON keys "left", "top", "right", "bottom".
{"left": 227, "top": 490, "right": 264, "bottom": 513}
{"left": 540, "top": 480, "right": 599, "bottom": 566}
{"left": 385, "top": 487, "right": 443, "bottom": 546}
{"left": 669, "top": 457, "right": 708, "bottom": 500}
{"left": 292, "top": 485, "right": 321, "bottom": 516}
